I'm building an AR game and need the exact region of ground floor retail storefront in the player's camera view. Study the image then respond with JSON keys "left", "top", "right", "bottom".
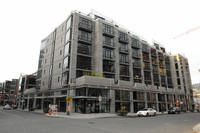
{"left": 19, "top": 88, "right": 194, "bottom": 113}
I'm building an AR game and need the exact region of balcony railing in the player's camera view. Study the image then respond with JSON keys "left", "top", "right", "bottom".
{"left": 103, "top": 29, "right": 115, "bottom": 37}
{"left": 133, "top": 62, "right": 141, "bottom": 68}
{"left": 78, "top": 35, "right": 92, "bottom": 44}
{"left": 131, "top": 43, "right": 141, "bottom": 49}
{"left": 119, "top": 47, "right": 129, "bottom": 53}
{"left": 132, "top": 53, "right": 141, "bottom": 58}
{"left": 103, "top": 41, "right": 115, "bottom": 48}
{"left": 119, "top": 37, "right": 129, "bottom": 44}
{"left": 79, "top": 22, "right": 92, "bottom": 32}
{"left": 142, "top": 47, "right": 149, "bottom": 53}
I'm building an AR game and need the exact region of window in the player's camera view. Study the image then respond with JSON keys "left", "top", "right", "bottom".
{"left": 60, "top": 50, "right": 62, "bottom": 55}
{"left": 77, "top": 43, "right": 91, "bottom": 55}
{"left": 131, "top": 38, "right": 140, "bottom": 48}
{"left": 120, "top": 65, "right": 129, "bottom": 76}
{"left": 65, "top": 29, "right": 71, "bottom": 43}
{"left": 79, "top": 17, "right": 92, "bottom": 29}
{"left": 78, "top": 30, "right": 92, "bottom": 42}
{"left": 66, "top": 16, "right": 72, "bottom": 30}
{"left": 43, "top": 70, "right": 45, "bottom": 74}
{"left": 64, "top": 42, "right": 70, "bottom": 56}
{"left": 119, "top": 32, "right": 128, "bottom": 42}
{"left": 77, "top": 56, "right": 91, "bottom": 70}
{"left": 62, "top": 71, "right": 69, "bottom": 85}
{"left": 119, "top": 43, "right": 128, "bottom": 52}
{"left": 103, "top": 36, "right": 114, "bottom": 46}
{"left": 103, "top": 48, "right": 114, "bottom": 59}
{"left": 58, "top": 77, "right": 60, "bottom": 82}
{"left": 45, "top": 59, "right": 47, "bottom": 63}
{"left": 103, "top": 60, "right": 114, "bottom": 72}
{"left": 59, "top": 63, "right": 61, "bottom": 68}
{"left": 103, "top": 24, "right": 114, "bottom": 35}
{"left": 63, "top": 56, "right": 70, "bottom": 69}
{"left": 120, "top": 54, "right": 129, "bottom": 63}
{"left": 132, "top": 49, "right": 140, "bottom": 57}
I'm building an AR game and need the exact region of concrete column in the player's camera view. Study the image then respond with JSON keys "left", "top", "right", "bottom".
{"left": 53, "top": 97, "right": 56, "bottom": 105}
{"left": 27, "top": 95, "right": 30, "bottom": 109}
{"left": 144, "top": 92, "right": 148, "bottom": 108}
{"left": 130, "top": 91, "right": 134, "bottom": 113}
{"left": 41, "top": 98, "right": 44, "bottom": 109}
{"left": 156, "top": 93, "right": 159, "bottom": 112}
{"left": 33, "top": 94, "right": 36, "bottom": 108}
{"left": 165, "top": 94, "right": 168, "bottom": 111}
{"left": 110, "top": 89, "right": 115, "bottom": 113}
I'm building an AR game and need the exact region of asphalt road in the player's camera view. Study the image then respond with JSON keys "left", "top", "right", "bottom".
{"left": 0, "top": 108, "right": 199, "bottom": 133}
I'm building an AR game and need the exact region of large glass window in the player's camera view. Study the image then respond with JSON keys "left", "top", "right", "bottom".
{"left": 77, "top": 56, "right": 91, "bottom": 70}
{"left": 119, "top": 43, "right": 128, "bottom": 52}
{"left": 103, "top": 48, "right": 114, "bottom": 59}
{"left": 103, "top": 36, "right": 114, "bottom": 46}
{"left": 63, "top": 56, "right": 70, "bottom": 69}
{"left": 103, "top": 24, "right": 114, "bottom": 35}
{"left": 132, "top": 49, "right": 140, "bottom": 57}
{"left": 120, "top": 65, "right": 129, "bottom": 76}
{"left": 64, "top": 42, "right": 70, "bottom": 56}
{"left": 79, "top": 17, "right": 92, "bottom": 29}
{"left": 62, "top": 71, "right": 69, "bottom": 85}
{"left": 65, "top": 29, "right": 71, "bottom": 43}
{"left": 77, "top": 43, "right": 91, "bottom": 55}
{"left": 103, "top": 60, "right": 114, "bottom": 72}
{"left": 78, "top": 30, "right": 92, "bottom": 42}
{"left": 120, "top": 54, "right": 129, "bottom": 63}
{"left": 66, "top": 16, "right": 72, "bottom": 30}
{"left": 133, "top": 91, "right": 145, "bottom": 100}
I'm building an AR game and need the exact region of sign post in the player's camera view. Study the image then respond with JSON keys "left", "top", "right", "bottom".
{"left": 66, "top": 96, "right": 72, "bottom": 115}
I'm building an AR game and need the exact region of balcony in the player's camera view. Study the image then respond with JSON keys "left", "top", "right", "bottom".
{"left": 103, "top": 41, "right": 115, "bottom": 48}
{"left": 79, "top": 22, "right": 93, "bottom": 32}
{"left": 78, "top": 35, "right": 92, "bottom": 44}
{"left": 131, "top": 42, "right": 141, "bottom": 49}
{"left": 132, "top": 53, "right": 141, "bottom": 58}
{"left": 119, "top": 47, "right": 129, "bottom": 54}
{"left": 119, "top": 37, "right": 129, "bottom": 44}
{"left": 103, "top": 29, "right": 115, "bottom": 37}
{"left": 142, "top": 47, "right": 149, "bottom": 53}
{"left": 133, "top": 62, "right": 141, "bottom": 68}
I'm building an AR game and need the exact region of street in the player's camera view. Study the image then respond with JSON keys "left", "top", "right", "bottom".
{"left": 0, "top": 108, "right": 199, "bottom": 133}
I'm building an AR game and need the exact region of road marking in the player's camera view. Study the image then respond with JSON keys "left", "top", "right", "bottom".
{"left": 0, "top": 111, "right": 23, "bottom": 118}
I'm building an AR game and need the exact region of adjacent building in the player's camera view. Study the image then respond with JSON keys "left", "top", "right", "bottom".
{"left": 2, "top": 79, "right": 19, "bottom": 106}
{"left": 23, "top": 10, "right": 193, "bottom": 113}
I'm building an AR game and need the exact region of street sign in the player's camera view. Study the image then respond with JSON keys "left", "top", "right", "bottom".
{"left": 66, "top": 96, "right": 72, "bottom": 102}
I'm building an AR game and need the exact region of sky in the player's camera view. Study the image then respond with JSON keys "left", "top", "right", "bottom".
{"left": 0, "top": 0, "right": 200, "bottom": 84}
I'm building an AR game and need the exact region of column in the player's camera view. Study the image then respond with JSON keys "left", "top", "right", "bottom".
{"left": 156, "top": 93, "right": 159, "bottom": 112}
{"left": 110, "top": 89, "right": 115, "bottom": 113}
{"left": 130, "top": 91, "right": 134, "bottom": 113}
{"left": 33, "top": 94, "right": 36, "bottom": 108}
{"left": 144, "top": 92, "right": 148, "bottom": 108}
{"left": 165, "top": 94, "right": 168, "bottom": 111}
{"left": 27, "top": 95, "right": 30, "bottom": 109}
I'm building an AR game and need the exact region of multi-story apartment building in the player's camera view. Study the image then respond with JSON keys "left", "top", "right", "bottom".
{"left": 2, "top": 79, "right": 19, "bottom": 106}
{"left": 27, "top": 10, "right": 193, "bottom": 113}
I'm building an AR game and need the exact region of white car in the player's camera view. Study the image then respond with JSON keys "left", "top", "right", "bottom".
{"left": 136, "top": 108, "right": 156, "bottom": 116}
{"left": 3, "top": 104, "right": 12, "bottom": 110}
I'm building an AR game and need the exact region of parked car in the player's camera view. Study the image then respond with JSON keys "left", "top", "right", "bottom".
{"left": 168, "top": 107, "right": 181, "bottom": 114}
{"left": 137, "top": 108, "right": 157, "bottom": 117}
{"left": 3, "top": 104, "right": 12, "bottom": 110}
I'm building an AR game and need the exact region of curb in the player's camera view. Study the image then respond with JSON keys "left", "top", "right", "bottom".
{"left": 193, "top": 123, "right": 200, "bottom": 133}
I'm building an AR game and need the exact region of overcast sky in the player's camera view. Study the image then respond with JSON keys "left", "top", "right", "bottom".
{"left": 0, "top": 0, "right": 200, "bottom": 84}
